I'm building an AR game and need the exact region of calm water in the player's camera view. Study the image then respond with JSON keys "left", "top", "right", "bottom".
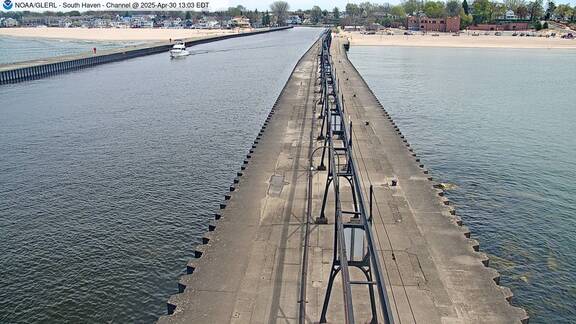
{"left": 0, "top": 27, "right": 322, "bottom": 323}
{"left": 0, "top": 36, "right": 140, "bottom": 64}
{"left": 349, "top": 46, "right": 576, "bottom": 323}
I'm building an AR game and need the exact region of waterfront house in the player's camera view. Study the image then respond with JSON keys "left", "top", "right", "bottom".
{"left": 1, "top": 18, "right": 19, "bottom": 28}
{"left": 505, "top": 10, "right": 517, "bottom": 20}
{"left": 230, "top": 16, "right": 251, "bottom": 28}
{"left": 1, "top": 18, "right": 19, "bottom": 27}
{"left": 196, "top": 17, "right": 220, "bottom": 29}
{"left": 285, "top": 15, "right": 302, "bottom": 25}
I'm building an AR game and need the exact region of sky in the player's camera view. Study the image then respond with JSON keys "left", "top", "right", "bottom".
{"left": 225, "top": 0, "right": 400, "bottom": 11}
{"left": 225, "top": 0, "right": 576, "bottom": 11}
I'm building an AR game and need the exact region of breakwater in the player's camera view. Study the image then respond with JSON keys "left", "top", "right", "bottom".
{"left": 158, "top": 31, "right": 529, "bottom": 323}
{"left": 0, "top": 26, "right": 292, "bottom": 85}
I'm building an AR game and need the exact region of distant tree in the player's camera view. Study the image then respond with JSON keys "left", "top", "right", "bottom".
{"left": 462, "top": 0, "right": 470, "bottom": 15}
{"left": 543, "top": 21, "right": 549, "bottom": 28}
{"left": 270, "top": 1, "right": 289, "bottom": 25}
{"left": 391, "top": 5, "right": 407, "bottom": 18}
{"left": 185, "top": 11, "right": 192, "bottom": 20}
{"left": 460, "top": 7, "right": 473, "bottom": 28}
{"left": 262, "top": 10, "right": 271, "bottom": 26}
{"left": 311, "top": 6, "right": 322, "bottom": 24}
{"left": 346, "top": 3, "right": 361, "bottom": 16}
{"left": 446, "top": 0, "right": 462, "bottom": 16}
{"left": 517, "top": 4, "right": 530, "bottom": 18}
{"left": 402, "top": 0, "right": 422, "bottom": 15}
{"left": 424, "top": 1, "right": 446, "bottom": 18}
{"left": 245, "top": 9, "right": 261, "bottom": 25}
{"left": 528, "top": 0, "right": 544, "bottom": 20}
{"left": 494, "top": 3, "right": 508, "bottom": 19}
{"left": 333, "top": 7, "right": 340, "bottom": 19}
{"left": 346, "top": 3, "right": 360, "bottom": 25}
{"left": 68, "top": 10, "right": 81, "bottom": 16}
{"left": 545, "top": 1, "right": 556, "bottom": 19}
{"left": 472, "top": 0, "right": 496, "bottom": 23}
{"left": 228, "top": 5, "right": 245, "bottom": 17}
{"left": 359, "top": 2, "right": 376, "bottom": 16}
{"left": 534, "top": 20, "right": 543, "bottom": 29}
{"left": 504, "top": 0, "right": 526, "bottom": 11}
{"left": 554, "top": 4, "right": 573, "bottom": 20}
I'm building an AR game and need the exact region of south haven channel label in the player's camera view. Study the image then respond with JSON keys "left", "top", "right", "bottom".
{"left": 4, "top": 0, "right": 211, "bottom": 10}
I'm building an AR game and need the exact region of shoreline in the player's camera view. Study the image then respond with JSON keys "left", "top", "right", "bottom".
{"left": 0, "top": 27, "right": 249, "bottom": 41}
{"left": 340, "top": 31, "right": 576, "bottom": 49}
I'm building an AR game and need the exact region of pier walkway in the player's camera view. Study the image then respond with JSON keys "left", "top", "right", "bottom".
{"left": 158, "top": 32, "right": 528, "bottom": 323}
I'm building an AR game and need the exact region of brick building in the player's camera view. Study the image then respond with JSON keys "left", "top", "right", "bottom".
{"left": 407, "top": 15, "right": 460, "bottom": 33}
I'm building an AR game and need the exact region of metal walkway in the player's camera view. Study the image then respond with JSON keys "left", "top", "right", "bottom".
{"left": 311, "top": 31, "right": 394, "bottom": 324}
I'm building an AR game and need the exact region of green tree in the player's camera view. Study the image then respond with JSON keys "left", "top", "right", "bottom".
{"left": 333, "top": 7, "right": 340, "bottom": 19}
{"left": 472, "top": 0, "right": 494, "bottom": 23}
{"left": 554, "top": 4, "right": 573, "bottom": 20}
{"left": 346, "top": 3, "right": 361, "bottom": 16}
{"left": 534, "top": 20, "right": 543, "bottom": 29}
{"left": 543, "top": 21, "right": 549, "bottom": 28}
{"left": 185, "top": 11, "right": 192, "bottom": 20}
{"left": 424, "top": 1, "right": 446, "bottom": 18}
{"left": 494, "top": 3, "right": 507, "bottom": 19}
{"left": 462, "top": 0, "right": 470, "bottom": 15}
{"left": 262, "top": 10, "right": 271, "bottom": 26}
{"left": 359, "top": 2, "right": 376, "bottom": 16}
{"left": 402, "top": 0, "right": 422, "bottom": 15}
{"left": 460, "top": 7, "right": 473, "bottom": 28}
{"left": 504, "top": 0, "right": 526, "bottom": 11}
{"left": 346, "top": 3, "right": 360, "bottom": 25}
{"left": 228, "top": 5, "right": 245, "bottom": 17}
{"left": 517, "top": 4, "right": 529, "bottom": 18}
{"left": 270, "top": 1, "right": 289, "bottom": 25}
{"left": 311, "top": 5, "right": 322, "bottom": 24}
{"left": 391, "top": 5, "right": 407, "bottom": 18}
{"left": 545, "top": 1, "right": 556, "bottom": 19}
{"left": 528, "top": 0, "right": 544, "bottom": 20}
{"left": 446, "top": 0, "right": 462, "bottom": 16}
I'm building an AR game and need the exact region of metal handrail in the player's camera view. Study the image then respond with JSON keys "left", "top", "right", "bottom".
{"left": 318, "top": 30, "right": 394, "bottom": 324}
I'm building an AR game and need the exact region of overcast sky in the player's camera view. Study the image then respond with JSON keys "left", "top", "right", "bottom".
{"left": 224, "top": 0, "right": 399, "bottom": 11}
{"left": 224, "top": 0, "right": 576, "bottom": 11}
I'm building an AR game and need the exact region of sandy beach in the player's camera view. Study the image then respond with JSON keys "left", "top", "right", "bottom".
{"left": 0, "top": 27, "right": 244, "bottom": 41}
{"left": 340, "top": 31, "right": 576, "bottom": 49}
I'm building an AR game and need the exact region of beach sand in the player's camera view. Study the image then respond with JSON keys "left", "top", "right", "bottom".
{"left": 0, "top": 27, "right": 243, "bottom": 41}
{"left": 340, "top": 31, "right": 576, "bottom": 49}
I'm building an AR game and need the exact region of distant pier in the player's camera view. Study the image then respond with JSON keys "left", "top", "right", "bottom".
{"left": 158, "top": 31, "right": 528, "bottom": 323}
{"left": 0, "top": 26, "right": 292, "bottom": 85}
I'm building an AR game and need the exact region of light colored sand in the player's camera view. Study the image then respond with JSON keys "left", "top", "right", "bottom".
{"left": 340, "top": 31, "right": 576, "bottom": 49}
{"left": 0, "top": 27, "right": 247, "bottom": 41}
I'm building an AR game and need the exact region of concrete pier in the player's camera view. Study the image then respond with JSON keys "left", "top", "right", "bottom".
{"left": 158, "top": 33, "right": 528, "bottom": 323}
{"left": 0, "top": 27, "right": 291, "bottom": 85}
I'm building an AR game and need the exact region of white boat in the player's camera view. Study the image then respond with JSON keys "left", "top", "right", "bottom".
{"left": 170, "top": 41, "right": 190, "bottom": 58}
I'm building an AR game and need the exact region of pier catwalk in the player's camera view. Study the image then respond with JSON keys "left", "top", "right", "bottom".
{"left": 159, "top": 33, "right": 528, "bottom": 323}
{"left": 158, "top": 35, "right": 322, "bottom": 323}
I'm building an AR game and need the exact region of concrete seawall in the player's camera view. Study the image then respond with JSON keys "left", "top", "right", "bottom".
{"left": 157, "top": 31, "right": 529, "bottom": 323}
{"left": 0, "top": 26, "right": 292, "bottom": 85}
